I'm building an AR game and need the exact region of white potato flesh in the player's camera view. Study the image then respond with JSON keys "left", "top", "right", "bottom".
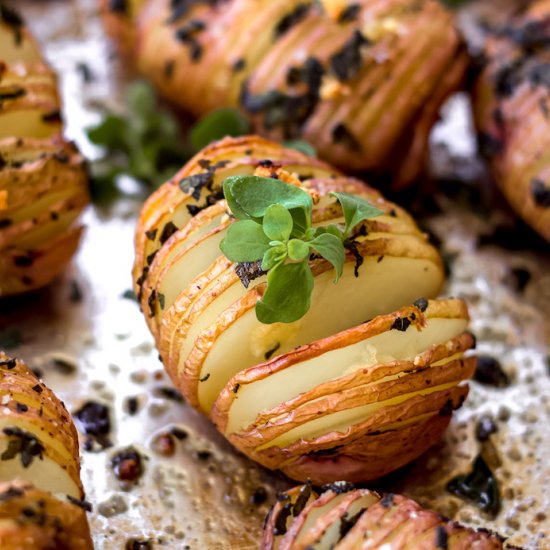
{"left": 311, "top": 493, "right": 378, "bottom": 550}
{"left": 261, "top": 381, "right": 459, "bottom": 450}
{"left": 227, "top": 317, "right": 468, "bottom": 433}
{"left": 293, "top": 493, "right": 351, "bottom": 547}
{"left": 2, "top": 186, "right": 79, "bottom": 224}
{"left": 197, "top": 255, "right": 443, "bottom": 412}
{"left": 172, "top": 267, "right": 249, "bottom": 381}
{"left": 0, "top": 110, "right": 59, "bottom": 140}
{"left": 0, "top": 440, "right": 80, "bottom": 499}
{"left": 158, "top": 229, "right": 227, "bottom": 311}
{"left": 13, "top": 206, "right": 81, "bottom": 249}
{"left": 0, "top": 420, "right": 80, "bottom": 499}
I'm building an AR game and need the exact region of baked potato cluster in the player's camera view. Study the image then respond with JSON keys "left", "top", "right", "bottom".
{"left": 0, "top": 352, "right": 92, "bottom": 549}
{"left": 262, "top": 483, "right": 504, "bottom": 550}
{"left": 134, "top": 136, "right": 475, "bottom": 483}
{"left": 474, "top": 0, "right": 550, "bottom": 242}
{"left": 0, "top": 4, "right": 89, "bottom": 296}
{"left": 100, "top": 0, "right": 467, "bottom": 187}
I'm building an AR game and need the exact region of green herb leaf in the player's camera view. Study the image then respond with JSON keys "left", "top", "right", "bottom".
{"left": 262, "top": 204, "right": 293, "bottom": 242}
{"left": 308, "top": 232, "right": 345, "bottom": 281}
{"left": 223, "top": 176, "right": 312, "bottom": 233}
{"left": 191, "top": 107, "right": 250, "bottom": 151}
{"left": 287, "top": 239, "right": 310, "bottom": 261}
{"left": 261, "top": 245, "right": 287, "bottom": 271}
{"left": 330, "top": 192, "right": 383, "bottom": 236}
{"left": 283, "top": 140, "right": 317, "bottom": 157}
{"left": 126, "top": 80, "right": 156, "bottom": 116}
{"left": 256, "top": 261, "right": 314, "bottom": 324}
{"left": 86, "top": 81, "right": 190, "bottom": 204}
{"left": 220, "top": 220, "right": 271, "bottom": 262}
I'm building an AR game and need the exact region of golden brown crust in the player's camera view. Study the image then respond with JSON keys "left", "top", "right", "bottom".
{"left": 263, "top": 485, "right": 504, "bottom": 550}
{"left": 0, "top": 481, "right": 92, "bottom": 550}
{"left": 104, "top": 0, "right": 466, "bottom": 187}
{"left": 0, "top": 8, "right": 89, "bottom": 297}
{"left": 473, "top": 0, "right": 550, "bottom": 242}
{"left": 0, "top": 354, "right": 92, "bottom": 549}
{"left": 134, "top": 137, "right": 473, "bottom": 483}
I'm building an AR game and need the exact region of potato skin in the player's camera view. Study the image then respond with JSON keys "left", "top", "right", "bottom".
{"left": 0, "top": 353, "right": 92, "bottom": 549}
{"left": 473, "top": 0, "right": 550, "bottom": 242}
{"left": 0, "top": 10, "right": 89, "bottom": 297}
{"left": 134, "top": 136, "right": 472, "bottom": 484}
{"left": 0, "top": 481, "right": 92, "bottom": 550}
{"left": 263, "top": 484, "right": 504, "bottom": 550}
{"left": 104, "top": 0, "right": 466, "bottom": 187}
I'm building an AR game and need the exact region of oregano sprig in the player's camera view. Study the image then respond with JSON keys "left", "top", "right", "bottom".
{"left": 220, "top": 175, "right": 383, "bottom": 324}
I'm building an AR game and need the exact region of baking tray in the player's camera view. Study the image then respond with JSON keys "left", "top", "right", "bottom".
{"left": 0, "top": 0, "right": 548, "bottom": 548}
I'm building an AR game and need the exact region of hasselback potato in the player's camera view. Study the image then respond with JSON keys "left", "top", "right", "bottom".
{"left": 262, "top": 483, "right": 504, "bottom": 550}
{"left": 473, "top": 0, "right": 550, "bottom": 242}
{"left": 0, "top": 352, "right": 92, "bottom": 549}
{"left": 134, "top": 136, "right": 475, "bottom": 483}
{"left": 100, "top": 0, "right": 467, "bottom": 187}
{"left": 0, "top": 4, "right": 89, "bottom": 296}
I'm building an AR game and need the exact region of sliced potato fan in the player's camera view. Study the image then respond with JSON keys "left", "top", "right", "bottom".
{"left": 0, "top": 353, "right": 93, "bottom": 549}
{"left": 135, "top": 136, "right": 476, "bottom": 483}
{"left": 101, "top": 0, "right": 467, "bottom": 187}
{"left": 0, "top": 5, "right": 89, "bottom": 296}
{"left": 263, "top": 483, "right": 504, "bottom": 550}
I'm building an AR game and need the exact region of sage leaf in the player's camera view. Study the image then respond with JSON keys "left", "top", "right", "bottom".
{"left": 220, "top": 220, "right": 271, "bottom": 262}
{"left": 309, "top": 232, "right": 345, "bottom": 281}
{"left": 256, "top": 261, "right": 314, "bottom": 324}
{"left": 263, "top": 204, "right": 293, "bottom": 241}
{"left": 331, "top": 192, "right": 383, "bottom": 236}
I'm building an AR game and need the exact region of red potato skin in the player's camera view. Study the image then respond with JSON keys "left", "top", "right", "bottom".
{"left": 0, "top": 10, "right": 89, "bottom": 297}
{"left": 263, "top": 486, "right": 504, "bottom": 550}
{"left": 473, "top": 0, "right": 550, "bottom": 242}
{"left": 101, "top": 0, "right": 467, "bottom": 188}
{"left": 0, "top": 355, "right": 92, "bottom": 549}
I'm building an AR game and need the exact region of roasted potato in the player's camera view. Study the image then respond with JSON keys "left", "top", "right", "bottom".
{"left": 0, "top": 4, "right": 89, "bottom": 296}
{"left": 0, "top": 353, "right": 93, "bottom": 549}
{"left": 134, "top": 136, "right": 475, "bottom": 483}
{"left": 473, "top": 0, "right": 550, "bottom": 242}
{"left": 262, "top": 483, "right": 504, "bottom": 549}
{"left": 100, "top": 0, "right": 467, "bottom": 187}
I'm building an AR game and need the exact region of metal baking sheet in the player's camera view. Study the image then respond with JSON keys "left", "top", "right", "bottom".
{"left": 0, "top": 1, "right": 548, "bottom": 548}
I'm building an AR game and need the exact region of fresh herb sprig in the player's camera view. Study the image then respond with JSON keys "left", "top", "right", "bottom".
{"left": 86, "top": 82, "right": 317, "bottom": 204}
{"left": 220, "top": 176, "right": 383, "bottom": 324}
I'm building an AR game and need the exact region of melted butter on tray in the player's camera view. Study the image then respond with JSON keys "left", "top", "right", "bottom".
{"left": 1, "top": 0, "right": 548, "bottom": 548}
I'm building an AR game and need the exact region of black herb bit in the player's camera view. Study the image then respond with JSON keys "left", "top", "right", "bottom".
{"left": 474, "top": 356, "right": 510, "bottom": 388}
{"left": 446, "top": 455, "right": 501, "bottom": 516}
{"left": 1, "top": 427, "right": 44, "bottom": 468}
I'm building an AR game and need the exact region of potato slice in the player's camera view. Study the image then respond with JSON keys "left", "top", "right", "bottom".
{"left": 135, "top": 136, "right": 472, "bottom": 483}
{"left": 473, "top": 0, "right": 550, "bottom": 242}
{"left": 263, "top": 484, "right": 504, "bottom": 550}
{"left": 0, "top": 481, "right": 93, "bottom": 550}
{"left": 0, "top": 9, "right": 41, "bottom": 64}
{"left": 112, "top": 0, "right": 468, "bottom": 186}
{"left": 211, "top": 300, "right": 473, "bottom": 482}
{"left": 0, "top": 7, "right": 89, "bottom": 297}
{"left": 0, "top": 62, "right": 61, "bottom": 140}
{"left": 0, "top": 353, "right": 82, "bottom": 499}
